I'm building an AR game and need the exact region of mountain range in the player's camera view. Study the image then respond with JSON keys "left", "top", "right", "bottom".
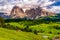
{"left": 9, "top": 6, "right": 55, "bottom": 19}
{"left": 0, "top": 0, "right": 59, "bottom": 19}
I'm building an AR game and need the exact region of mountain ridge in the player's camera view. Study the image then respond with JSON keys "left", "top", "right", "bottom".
{"left": 10, "top": 6, "right": 55, "bottom": 19}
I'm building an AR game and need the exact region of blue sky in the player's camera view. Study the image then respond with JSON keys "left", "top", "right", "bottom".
{"left": 50, "top": 2, "right": 60, "bottom": 6}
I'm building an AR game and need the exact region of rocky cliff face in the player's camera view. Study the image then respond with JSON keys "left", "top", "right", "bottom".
{"left": 10, "top": 6, "right": 55, "bottom": 19}
{"left": 25, "top": 7, "right": 55, "bottom": 19}
{"left": 25, "top": 7, "right": 42, "bottom": 19}
{"left": 10, "top": 6, "right": 26, "bottom": 18}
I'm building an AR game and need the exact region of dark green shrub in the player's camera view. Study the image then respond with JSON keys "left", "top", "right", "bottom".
{"left": 48, "top": 31, "right": 52, "bottom": 34}
{"left": 53, "top": 25, "right": 60, "bottom": 29}
{"left": 34, "top": 30, "right": 38, "bottom": 35}
{"left": 2, "top": 24, "right": 20, "bottom": 30}
{"left": 24, "top": 26, "right": 30, "bottom": 32}
{"left": 29, "top": 29, "right": 32, "bottom": 32}
{"left": 0, "top": 17, "right": 5, "bottom": 27}
{"left": 57, "top": 32, "right": 60, "bottom": 34}
{"left": 39, "top": 29, "right": 44, "bottom": 33}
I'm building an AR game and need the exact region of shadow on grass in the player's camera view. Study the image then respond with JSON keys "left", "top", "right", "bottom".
{"left": 5, "top": 18, "right": 25, "bottom": 22}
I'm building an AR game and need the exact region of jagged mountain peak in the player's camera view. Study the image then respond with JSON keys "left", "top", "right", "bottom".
{"left": 10, "top": 6, "right": 55, "bottom": 19}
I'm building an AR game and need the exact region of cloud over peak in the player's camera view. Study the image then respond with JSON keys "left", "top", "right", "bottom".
{"left": 0, "top": 0, "right": 60, "bottom": 13}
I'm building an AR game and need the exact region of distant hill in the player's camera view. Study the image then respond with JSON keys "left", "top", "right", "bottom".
{"left": 0, "top": 12, "right": 10, "bottom": 19}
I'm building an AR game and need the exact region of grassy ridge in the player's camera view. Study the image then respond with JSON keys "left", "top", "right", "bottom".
{"left": 7, "top": 21, "right": 60, "bottom": 34}
{"left": 0, "top": 27, "right": 46, "bottom": 40}
{"left": 5, "top": 20, "right": 60, "bottom": 40}
{"left": 0, "top": 14, "right": 60, "bottom": 40}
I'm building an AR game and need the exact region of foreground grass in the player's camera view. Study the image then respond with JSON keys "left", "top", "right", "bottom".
{"left": 0, "top": 27, "right": 49, "bottom": 40}
{"left": 4, "top": 15, "right": 60, "bottom": 40}
{"left": 6, "top": 21, "right": 60, "bottom": 39}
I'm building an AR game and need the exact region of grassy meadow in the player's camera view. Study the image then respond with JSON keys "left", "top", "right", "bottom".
{"left": 0, "top": 14, "right": 60, "bottom": 40}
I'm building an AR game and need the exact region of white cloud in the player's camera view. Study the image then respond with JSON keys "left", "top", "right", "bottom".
{"left": 0, "top": 0, "right": 3, "bottom": 2}
{"left": 23, "top": 0, "right": 38, "bottom": 3}
{"left": 44, "top": 6, "right": 60, "bottom": 13}
{"left": 0, "top": 0, "right": 60, "bottom": 13}
{"left": 0, "top": 0, "right": 55, "bottom": 6}
{"left": 40, "top": 0, "right": 55, "bottom": 7}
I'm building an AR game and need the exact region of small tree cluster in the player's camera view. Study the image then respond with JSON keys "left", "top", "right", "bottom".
{"left": 24, "top": 26, "right": 29, "bottom": 32}
{"left": 53, "top": 25, "right": 60, "bottom": 29}
{"left": 0, "top": 17, "right": 5, "bottom": 27}
{"left": 2, "top": 24, "right": 20, "bottom": 30}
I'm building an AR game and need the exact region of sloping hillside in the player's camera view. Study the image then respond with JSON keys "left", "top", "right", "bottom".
{"left": 0, "top": 27, "right": 46, "bottom": 40}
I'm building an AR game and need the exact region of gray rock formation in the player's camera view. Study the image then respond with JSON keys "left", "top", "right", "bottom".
{"left": 10, "top": 6, "right": 26, "bottom": 18}
{"left": 10, "top": 6, "right": 55, "bottom": 19}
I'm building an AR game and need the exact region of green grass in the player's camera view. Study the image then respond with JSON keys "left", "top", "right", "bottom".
{"left": 0, "top": 27, "right": 48, "bottom": 40}
{"left": 0, "top": 27, "right": 58, "bottom": 40}
{"left": 4, "top": 15, "right": 60, "bottom": 40}
{"left": 7, "top": 22, "right": 60, "bottom": 33}
{"left": 5, "top": 21, "right": 60, "bottom": 39}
